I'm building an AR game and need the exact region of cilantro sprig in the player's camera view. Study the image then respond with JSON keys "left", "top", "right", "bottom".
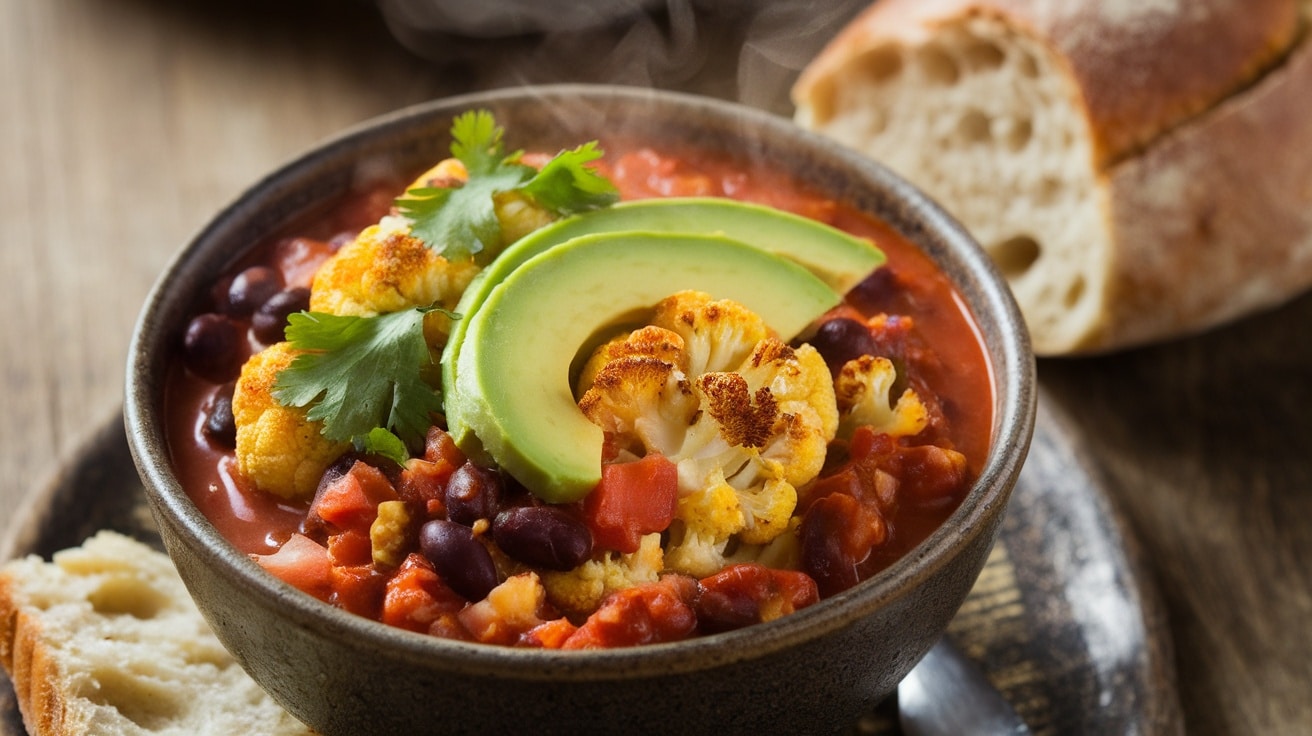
{"left": 394, "top": 110, "right": 618, "bottom": 263}
{"left": 269, "top": 111, "right": 618, "bottom": 463}
{"left": 272, "top": 308, "right": 448, "bottom": 463}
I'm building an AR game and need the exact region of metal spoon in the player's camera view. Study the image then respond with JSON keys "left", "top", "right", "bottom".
{"left": 898, "top": 636, "right": 1031, "bottom": 736}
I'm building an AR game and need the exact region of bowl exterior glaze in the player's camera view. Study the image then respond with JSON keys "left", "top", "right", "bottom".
{"left": 126, "top": 85, "right": 1035, "bottom": 736}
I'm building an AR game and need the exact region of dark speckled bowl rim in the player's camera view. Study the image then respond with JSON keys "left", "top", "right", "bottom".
{"left": 125, "top": 84, "right": 1035, "bottom": 680}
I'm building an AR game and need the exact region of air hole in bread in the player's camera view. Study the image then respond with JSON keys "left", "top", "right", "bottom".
{"left": 989, "top": 235, "right": 1041, "bottom": 279}
{"left": 1017, "top": 53, "right": 1040, "bottom": 79}
{"left": 87, "top": 667, "right": 186, "bottom": 729}
{"left": 857, "top": 47, "right": 903, "bottom": 83}
{"left": 955, "top": 109, "right": 992, "bottom": 143}
{"left": 88, "top": 575, "right": 171, "bottom": 619}
{"left": 862, "top": 109, "right": 888, "bottom": 136}
{"left": 1002, "top": 117, "right": 1033, "bottom": 150}
{"left": 916, "top": 44, "right": 959, "bottom": 85}
{"left": 1063, "top": 275, "right": 1086, "bottom": 308}
{"left": 961, "top": 39, "right": 1005, "bottom": 70}
{"left": 1037, "top": 176, "right": 1062, "bottom": 204}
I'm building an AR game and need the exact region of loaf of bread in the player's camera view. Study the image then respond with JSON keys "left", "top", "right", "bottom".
{"left": 0, "top": 531, "right": 314, "bottom": 736}
{"left": 793, "top": 0, "right": 1312, "bottom": 354}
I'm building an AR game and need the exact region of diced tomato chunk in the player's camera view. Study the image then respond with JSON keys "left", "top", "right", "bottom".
{"left": 423, "top": 426, "right": 466, "bottom": 467}
{"left": 381, "top": 554, "right": 466, "bottom": 633}
{"left": 562, "top": 578, "right": 697, "bottom": 649}
{"left": 252, "top": 533, "right": 332, "bottom": 601}
{"left": 582, "top": 454, "right": 678, "bottom": 554}
{"left": 695, "top": 563, "right": 819, "bottom": 633}
{"left": 326, "top": 528, "right": 373, "bottom": 567}
{"left": 521, "top": 618, "right": 578, "bottom": 649}
{"left": 309, "top": 461, "right": 398, "bottom": 533}
{"left": 396, "top": 427, "right": 466, "bottom": 511}
{"left": 895, "top": 444, "right": 970, "bottom": 502}
{"left": 330, "top": 563, "right": 387, "bottom": 618}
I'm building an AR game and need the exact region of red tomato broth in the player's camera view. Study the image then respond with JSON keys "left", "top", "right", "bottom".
{"left": 164, "top": 183, "right": 401, "bottom": 554}
{"left": 164, "top": 141, "right": 995, "bottom": 645}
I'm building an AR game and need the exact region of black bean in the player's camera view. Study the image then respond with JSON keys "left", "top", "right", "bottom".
{"left": 251, "top": 287, "right": 310, "bottom": 345}
{"left": 202, "top": 382, "right": 237, "bottom": 448}
{"left": 444, "top": 462, "right": 502, "bottom": 526}
{"left": 226, "top": 266, "right": 284, "bottom": 317}
{"left": 845, "top": 266, "right": 902, "bottom": 314}
{"left": 807, "top": 317, "right": 877, "bottom": 375}
{"left": 492, "top": 506, "right": 593, "bottom": 571}
{"left": 182, "top": 313, "right": 245, "bottom": 383}
{"left": 419, "top": 520, "right": 498, "bottom": 601}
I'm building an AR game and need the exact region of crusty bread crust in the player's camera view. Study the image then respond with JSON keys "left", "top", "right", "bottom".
{"left": 2, "top": 576, "right": 66, "bottom": 735}
{"left": 1101, "top": 26, "right": 1312, "bottom": 349}
{"left": 795, "top": 0, "right": 1300, "bottom": 166}
{"left": 794, "top": 0, "right": 1312, "bottom": 353}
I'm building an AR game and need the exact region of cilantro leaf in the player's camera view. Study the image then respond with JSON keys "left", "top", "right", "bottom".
{"left": 518, "top": 140, "right": 619, "bottom": 216}
{"left": 396, "top": 166, "right": 528, "bottom": 262}
{"left": 450, "top": 109, "right": 510, "bottom": 176}
{"left": 355, "top": 428, "right": 411, "bottom": 467}
{"left": 272, "top": 308, "right": 444, "bottom": 450}
{"left": 394, "top": 110, "right": 618, "bottom": 263}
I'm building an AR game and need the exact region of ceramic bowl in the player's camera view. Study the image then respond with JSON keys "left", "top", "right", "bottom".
{"left": 125, "top": 84, "right": 1035, "bottom": 735}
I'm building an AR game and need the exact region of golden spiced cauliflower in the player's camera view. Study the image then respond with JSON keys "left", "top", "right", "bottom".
{"left": 231, "top": 341, "right": 349, "bottom": 500}
{"left": 834, "top": 354, "right": 929, "bottom": 440}
{"left": 577, "top": 291, "right": 839, "bottom": 578}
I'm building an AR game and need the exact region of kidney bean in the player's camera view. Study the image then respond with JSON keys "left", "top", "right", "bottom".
{"left": 202, "top": 382, "right": 237, "bottom": 448}
{"left": 182, "top": 313, "right": 245, "bottom": 383}
{"left": 808, "top": 317, "right": 877, "bottom": 375}
{"left": 845, "top": 265, "right": 902, "bottom": 313}
{"left": 800, "top": 493, "right": 887, "bottom": 598}
{"left": 251, "top": 286, "right": 310, "bottom": 345}
{"left": 419, "top": 520, "right": 498, "bottom": 602}
{"left": 444, "top": 462, "right": 502, "bottom": 526}
{"left": 492, "top": 506, "right": 593, "bottom": 571}
{"left": 226, "top": 265, "right": 284, "bottom": 317}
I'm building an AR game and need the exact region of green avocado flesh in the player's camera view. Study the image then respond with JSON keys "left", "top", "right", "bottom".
{"left": 440, "top": 197, "right": 884, "bottom": 447}
{"left": 445, "top": 231, "right": 842, "bottom": 503}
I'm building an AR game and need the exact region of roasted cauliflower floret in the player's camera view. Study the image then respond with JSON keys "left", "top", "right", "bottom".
{"left": 541, "top": 532, "right": 664, "bottom": 616}
{"left": 835, "top": 354, "right": 929, "bottom": 440}
{"left": 232, "top": 342, "right": 349, "bottom": 500}
{"left": 576, "top": 325, "right": 689, "bottom": 396}
{"left": 576, "top": 329, "right": 698, "bottom": 460}
{"left": 577, "top": 292, "right": 840, "bottom": 577}
{"left": 651, "top": 290, "right": 770, "bottom": 375}
{"left": 729, "top": 338, "right": 837, "bottom": 487}
{"left": 664, "top": 473, "right": 743, "bottom": 577}
{"left": 458, "top": 572, "right": 554, "bottom": 645}
{"left": 370, "top": 500, "right": 412, "bottom": 568}
{"left": 309, "top": 216, "right": 480, "bottom": 345}
{"left": 493, "top": 190, "right": 557, "bottom": 246}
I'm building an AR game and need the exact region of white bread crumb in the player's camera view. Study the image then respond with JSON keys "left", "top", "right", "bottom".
{"left": 0, "top": 531, "right": 315, "bottom": 736}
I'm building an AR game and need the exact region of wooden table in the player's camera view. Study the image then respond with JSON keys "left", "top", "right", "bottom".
{"left": 2, "top": 1, "right": 1308, "bottom": 733}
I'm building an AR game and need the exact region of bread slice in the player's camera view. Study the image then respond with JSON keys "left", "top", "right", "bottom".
{"left": 793, "top": 0, "right": 1312, "bottom": 354}
{"left": 0, "top": 531, "right": 314, "bottom": 736}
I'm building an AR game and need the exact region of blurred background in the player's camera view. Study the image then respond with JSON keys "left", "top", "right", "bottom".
{"left": 0, "top": 0, "right": 865, "bottom": 512}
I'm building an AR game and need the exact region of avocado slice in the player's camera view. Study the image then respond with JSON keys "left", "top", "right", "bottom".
{"left": 441, "top": 196, "right": 884, "bottom": 446}
{"left": 446, "top": 230, "right": 841, "bottom": 503}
